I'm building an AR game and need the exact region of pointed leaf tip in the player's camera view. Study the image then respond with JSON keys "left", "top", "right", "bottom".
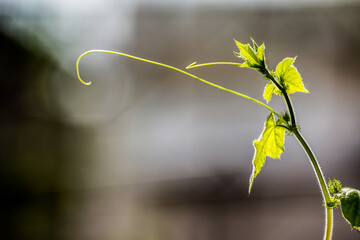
{"left": 250, "top": 37, "right": 259, "bottom": 51}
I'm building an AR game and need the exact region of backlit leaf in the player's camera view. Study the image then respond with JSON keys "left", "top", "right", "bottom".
{"left": 275, "top": 57, "right": 309, "bottom": 94}
{"left": 263, "top": 82, "right": 282, "bottom": 103}
{"left": 234, "top": 40, "right": 258, "bottom": 65}
{"left": 251, "top": 37, "right": 259, "bottom": 51}
{"left": 234, "top": 39, "right": 266, "bottom": 73}
{"left": 249, "top": 113, "right": 286, "bottom": 193}
{"left": 256, "top": 44, "right": 265, "bottom": 63}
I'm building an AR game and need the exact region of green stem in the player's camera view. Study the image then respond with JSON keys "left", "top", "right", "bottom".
{"left": 262, "top": 67, "right": 297, "bottom": 127}
{"left": 76, "top": 50, "right": 284, "bottom": 121}
{"left": 268, "top": 55, "right": 333, "bottom": 238}
{"left": 293, "top": 129, "right": 333, "bottom": 240}
{"left": 293, "top": 130, "right": 331, "bottom": 204}
{"left": 282, "top": 92, "right": 296, "bottom": 127}
{"left": 325, "top": 207, "right": 334, "bottom": 240}
{"left": 263, "top": 63, "right": 334, "bottom": 240}
{"left": 265, "top": 60, "right": 333, "bottom": 238}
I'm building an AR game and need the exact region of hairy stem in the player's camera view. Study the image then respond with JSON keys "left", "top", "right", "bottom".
{"left": 265, "top": 62, "right": 333, "bottom": 239}
{"left": 293, "top": 130, "right": 331, "bottom": 204}
{"left": 263, "top": 63, "right": 332, "bottom": 240}
{"left": 270, "top": 59, "right": 333, "bottom": 238}
{"left": 324, "top": 207, "right": 334, "bottom": 240}
{"left": 293, "top": 129, "right": 333, "bottom": 240}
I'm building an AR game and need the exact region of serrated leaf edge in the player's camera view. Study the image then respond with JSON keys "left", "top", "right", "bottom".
{"left": 249, "top": 114, "right": 286, "bottom": 194}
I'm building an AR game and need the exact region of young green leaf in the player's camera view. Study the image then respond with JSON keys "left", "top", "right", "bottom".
{"left": 339, "top": 188, "right": 360, "bottom": 230}
{"left": 256, "top": 43, "right": 265, "bottom": 63}
{"left": 328, "top": 178, "right": 342, "bottom": 194}
{"left": 275, "top": 57, "right": 309, "bottom": 94}
{"left": 234, "top": 39, "right": 265, "bottom": 71}
{"left": 249, "top": 113, "right": 286, "bottom": 194}
{"left": 263, "top": 82, "right": 282, "bottom": 103}
{"left": 234, "top": 40, "right": 258, "bottom": 65}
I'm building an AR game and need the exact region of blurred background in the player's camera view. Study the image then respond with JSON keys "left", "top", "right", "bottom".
{"left": 0, "top": 0, "right": 360, "bottom": 239}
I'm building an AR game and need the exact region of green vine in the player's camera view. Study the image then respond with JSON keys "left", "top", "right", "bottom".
{"left": 76, "top": 39, "right": 360, "bottom": 239}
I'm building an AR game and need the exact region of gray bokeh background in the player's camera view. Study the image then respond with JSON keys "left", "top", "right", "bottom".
{"left": 0, "top": 0, "right": 359, "bottom": 239}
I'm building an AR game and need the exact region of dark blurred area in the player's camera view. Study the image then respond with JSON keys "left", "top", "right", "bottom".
{"left": 0, "top": 0, "right": 360, "bottom": 239}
